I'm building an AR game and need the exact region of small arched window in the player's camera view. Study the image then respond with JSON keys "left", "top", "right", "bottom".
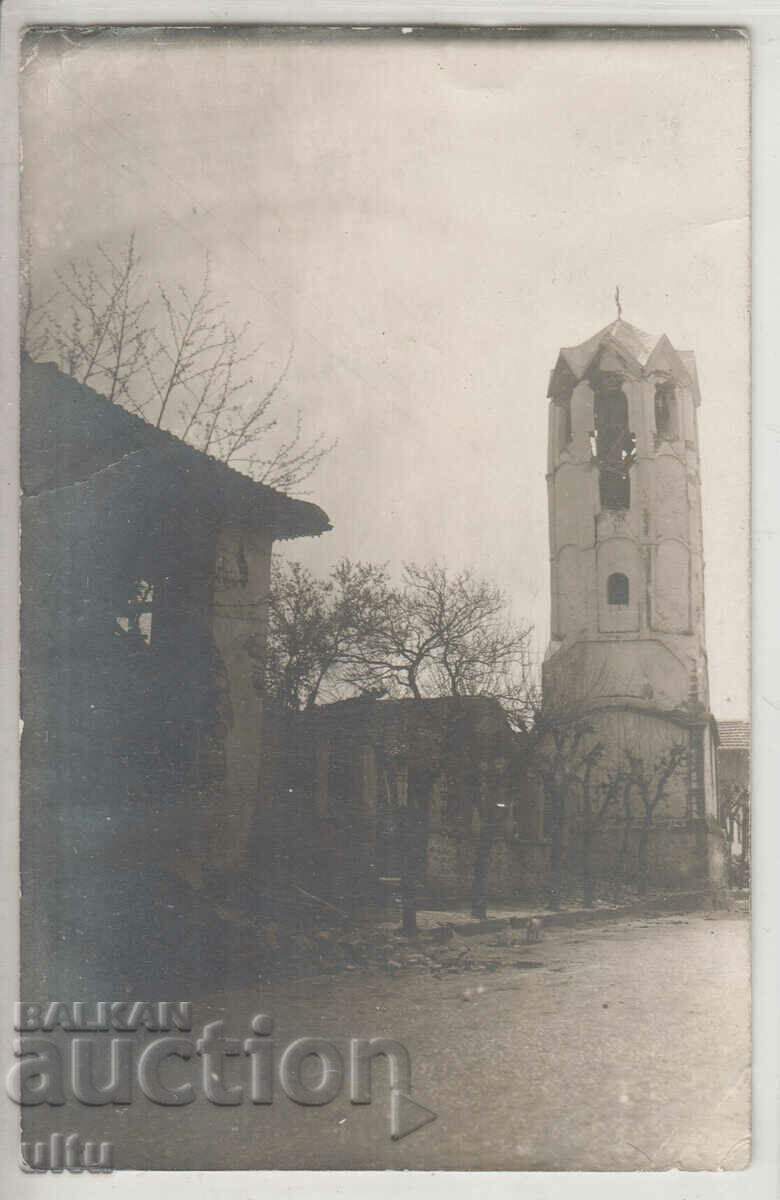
{"left": 607, "top": 572, "right": 629, "bottom": 606}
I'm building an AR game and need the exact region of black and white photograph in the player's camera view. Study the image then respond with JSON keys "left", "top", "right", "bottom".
{"left": 13, "top": 22, "right": 750, "bottom": 1174}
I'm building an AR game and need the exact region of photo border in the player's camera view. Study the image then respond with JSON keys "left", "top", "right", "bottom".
{"left": 0, "top": 3, "right": 775, "bottom": 1198}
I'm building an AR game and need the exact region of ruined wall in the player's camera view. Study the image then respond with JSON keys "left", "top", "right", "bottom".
{"left": 19, "top": 354, "right": 333, "bottom": 997}
{"left": 528, "top": 703, "right": 727, "bottom": 901}
{"left": 20, "top": 458, "right": 227, "bottom": 994}
{"left": 425, "top": 831, "right": 549, "bottom": 903}
{"left": 207, "top": 519, "right": 272, "bottom": 873}
{"left": 279, "top": 698, "right": 541, "bottom": 910}
{"left": 564, "top": 822, "right": 725, "bottom": 898}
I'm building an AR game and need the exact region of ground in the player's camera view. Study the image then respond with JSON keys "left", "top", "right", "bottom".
{"left": 20, "top": 912, "right": 750, "bottom": 1172}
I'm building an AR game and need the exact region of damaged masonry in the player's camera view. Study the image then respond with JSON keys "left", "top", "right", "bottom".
{"left": 20, "top": 354, "right": 330, "bottom": 993}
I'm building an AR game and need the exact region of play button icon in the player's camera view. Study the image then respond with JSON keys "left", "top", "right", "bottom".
{"left": 391, "top": 1089, "right": 438, "bottom": 1140}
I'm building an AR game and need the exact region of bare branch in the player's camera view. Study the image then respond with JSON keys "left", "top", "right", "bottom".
{"left": 25, "top": 235, "right": 334, "bottom": 492}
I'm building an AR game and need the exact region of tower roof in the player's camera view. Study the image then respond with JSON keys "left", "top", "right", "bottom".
{"left": 548, "top": 318, "right": 701, "bottom": 405}
{"left": 716, "top": 719, "right": 751, "bottom": 750}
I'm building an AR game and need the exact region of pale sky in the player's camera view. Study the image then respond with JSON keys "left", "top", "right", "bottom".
{"left": 20, "top": 27, "right": 750, "bottom": 717}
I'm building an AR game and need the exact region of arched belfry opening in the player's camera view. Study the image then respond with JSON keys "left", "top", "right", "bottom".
{"left": 591, "top": 374, "right": 636, "bottom": 510}
{"left": 654, "top": 379, "right": 677, "bottom": 441}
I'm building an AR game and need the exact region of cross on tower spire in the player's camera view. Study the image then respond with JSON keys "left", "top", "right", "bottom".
{"left": 614, "top": 286, "right": 622, "bottom": 321}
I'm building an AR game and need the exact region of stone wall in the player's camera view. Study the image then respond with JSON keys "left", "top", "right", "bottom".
{"left": 278, "top": 697, "right": 541, "bottom": 910}
{"left": 271, "top": 694, "right": 730, "bottom": 909}
{"left": 207, "top": 519, "right": 272, "bottom": 873}
{"left": 563, "top": 819, "right": 726, "bottom": 899}
{"left": 426, "top": 831, "right": 550, "bottom": 904}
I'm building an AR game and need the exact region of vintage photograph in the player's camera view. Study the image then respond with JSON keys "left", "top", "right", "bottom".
{"left": 15, "top": 25, "right": 750, "bottom": 1171}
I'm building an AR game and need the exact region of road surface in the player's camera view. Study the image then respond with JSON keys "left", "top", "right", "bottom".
{"left": 20, "top": 912, "right": 750, "bottom": 1171}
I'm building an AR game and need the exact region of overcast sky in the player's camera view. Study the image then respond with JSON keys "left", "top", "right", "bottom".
{"left": 20, "top": 27, "right": 750, "bottom": 717}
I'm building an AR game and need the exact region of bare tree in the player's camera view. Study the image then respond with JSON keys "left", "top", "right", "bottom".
{"left": 22, "top": 234, "right": 332, "bottom": 491}
{"left": 580, "top": 748, "right": 613, "bottom": 908}
{"left": 264, "top": 558, "right": 535, "bottom": 716}
{"left": 528, "top": 702, "right": 603, "bottom": 911}
{"left": 373, "top": 715, "right": 431, "bottom": 939}
{"left": 347, "top": 561, "right": 534, "bottom": 704}
{"left": 719, "top": 780, "right": 750, "bottom": 886}
{"left": 263, "top": 557, "right": 391, "bottom": 714}
{"left": 529, "top": 693, "right": 689, "bottom": 907}
{"left": 622, "top": 742, "right": 687, "bottom": 896}
{"left": 25, "top": 234, "right": 154, "bottom": 405}
{"left": 470, "top": 762, "right": 506, "bottom": 920}
{"left": 20, "top": 232, "right": 54, "bottom": 363}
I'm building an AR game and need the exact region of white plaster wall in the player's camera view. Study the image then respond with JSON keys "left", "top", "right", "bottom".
{"left": 545, "top": 639, "right": 691, "bottom": 711}
{"left": 546, "top": 401, "right": 558, "bottom": 474}
{"left": 555, "top": 545, "right": 593, "bottom": 641}
{"left": 653, "top": 539, "right": 691, "bottom": 634}
{"left": 681, "top": 385, "right": 696, "bottom": 443}
{"left": 702, "top": 723, "right": 719, "bottom": 820}
{"left": 554, "top": 462, "right": 588, "bottom": 550}
{"left": 585, "top": 709, "right": 691, "bottom": 825}
{"left": 624, "top": 378, "right": 648, "bottom": 457}
{"left": 570, "top": 379, "right": 595, "bottom": 460}
{"left": 597, "top": 538, "right": 640, "bottom": 633}
{"left": 654, "top": 451, "right": 689, "bottom": 542}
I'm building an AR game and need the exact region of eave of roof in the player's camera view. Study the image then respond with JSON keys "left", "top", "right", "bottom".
{"left": 21, "top": 355, "right": 332, "bottom": 541}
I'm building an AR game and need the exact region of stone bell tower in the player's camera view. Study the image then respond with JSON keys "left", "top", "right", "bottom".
{"left": 542, "top": 314, "right": 725, "bottom": 890}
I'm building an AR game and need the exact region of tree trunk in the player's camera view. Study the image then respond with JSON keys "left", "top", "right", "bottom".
{"left": 401, "top": 891, "right": 417, "bottom": 936}
{"left": 637, "top": 822, "right": 650, "bottom": 897}
{"left": 583, "top": 827, "right": 594, "bottom": 908}
{"left": 398, "top": 807, "right": 418, "bottom": 936}
{"left": 398, "top": 768, "right": 434, "bottom": 936}
{"left": 614, "top": 788, "right": 633, "bottom": 898}
{"left": 548, "top": 804, "right": 563, "bottom": 912}
{"left": 471, "top": 826, "right": 493, "bottom": 919}
{"left": 582, "top": 775, "right": 594, "bottom": 907}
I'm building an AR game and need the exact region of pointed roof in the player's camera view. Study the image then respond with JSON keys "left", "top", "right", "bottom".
{"left": 548, "top": 318, "right": 701, "bottom": 405}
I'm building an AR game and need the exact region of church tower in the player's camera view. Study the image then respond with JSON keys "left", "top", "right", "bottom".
{"left": 543, "top": 315, "right": 725, "bottom": 888}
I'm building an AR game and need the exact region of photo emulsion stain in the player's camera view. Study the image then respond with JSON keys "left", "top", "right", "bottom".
{"left": 16, "top": 25, "right": 750, "bottom": 1172}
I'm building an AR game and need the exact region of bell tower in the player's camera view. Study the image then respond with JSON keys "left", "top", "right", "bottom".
{"left": 545, "top": 316, "right": 710, "bottom": 710}
{"left": 542, "top": 315, "right": 724, "bottom": 879}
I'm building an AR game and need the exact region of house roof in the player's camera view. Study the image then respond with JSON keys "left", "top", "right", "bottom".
{"left": 20, "top": 355, "right": 332, "bottom": 541}
{"left": 294, "top": 694, "right": 527, "bottom": 763}
{"left": 548, "top": 318, "right": 701, "bottom": 406}
{"left": 717, "top": 720, "right": 751, "bottom": 750}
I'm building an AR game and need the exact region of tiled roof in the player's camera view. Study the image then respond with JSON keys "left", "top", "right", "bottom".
{"left": 560, "top": 319, "right": 658, "bottom": 376}
{"left": 717, "top": 720, "right": 751, "bottom": 750}
{"left": 21, "top": 355, "right": 332, "bottom": 541}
